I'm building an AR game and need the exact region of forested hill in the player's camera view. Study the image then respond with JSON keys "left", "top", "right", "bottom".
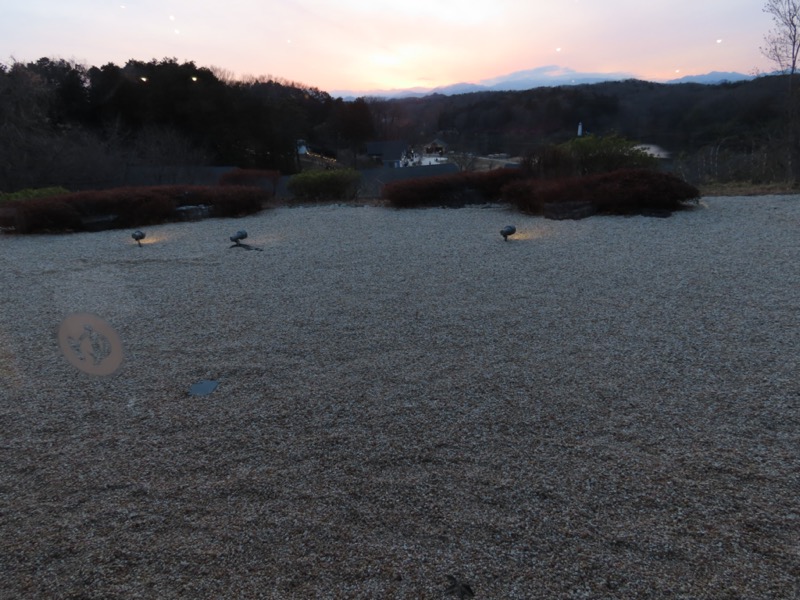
{"left": 372, "top": 76, "right": 787, "bottom": 157}
{"left": 0, "top": 56, "right": 790, "bottom": 191}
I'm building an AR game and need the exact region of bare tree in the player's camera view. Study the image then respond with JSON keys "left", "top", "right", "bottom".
{"left": 762, "top": 0, "right": 800, "bottom": 181}
{"left": 449, "top": 152, "right": 477, "bottom": 172}
{"left": 762, "top": 0, "right": 800, "bottom": 74}
{"left": 209, "top": 65, "right": 237, "bottom": 85}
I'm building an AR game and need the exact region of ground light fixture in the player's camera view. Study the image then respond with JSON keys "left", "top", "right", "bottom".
{"left": 501, "top": 225, "right": 516, "bottom": 241}
{"left": 230, "top": 230, "right": 247, "bottom": 244}
{"left": 228, "top": 230, "right": 263, "bottom": 251}
{"left": 131, "top": 230, "right": 146, "bottom": 246}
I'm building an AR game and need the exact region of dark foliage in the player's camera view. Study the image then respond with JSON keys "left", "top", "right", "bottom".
{"left": 203, "top": 186, "right": 270, "bottom": 217}
{"left": 382, "top": 174, "right": 464, "bottom": 208}
{"left": 385, "top": 77, "right": 787, "bottom": 155}
{"left": 459, "top": 168, "right": 527, "bottom": 198}
{"left": 589, "top": 169, "right": 701, "bottom": 213}
{"left": 2, "top": 198, "right": 83, "bottom": 233}
{"left": 2, "top": 185, "right": 268, "bottom": 234}
{"left": 382, "top": 168, "right": 524, "bottom": 208}
{"left": 520, "top": 145, "right": 575, "bottom": 179}
{"left": 286, "top": 169, "right": 361, "bottom": 202}
{"left": 0, "top": 57, "right": 345, "bottom": 191}
{"left": 218, "top": 168, "right": 281, "bottom": 195}
{"left": 501, "top": 169, "right": 700, "bottom": 216}
{"left": 521, "top": 134, "right": 659, "bottom": 179}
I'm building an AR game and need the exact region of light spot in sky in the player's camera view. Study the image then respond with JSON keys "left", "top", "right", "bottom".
{"left": 369, "top": 2, "right": 499, "bottom": 27}
{"left": 556, "top": 47, "right": 562, "bottom": 52}
{"left": 372, "top": 53, "right": 402, "bottom": 67}
{"left": 716, "top": 39, "right": 723, "bottom": 44}
{"left": 174, "top": 29, "right": 180, "bottom": 35}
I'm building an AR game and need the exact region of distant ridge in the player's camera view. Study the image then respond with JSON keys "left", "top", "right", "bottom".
{"left": 664, "top": 71, "right": 756, "bottom": 84}
{"left": 331, "top": 65, "right": 757, "bottom": 99}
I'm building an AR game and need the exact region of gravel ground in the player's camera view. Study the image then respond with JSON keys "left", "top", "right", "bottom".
{"left": 1, "top": 197, "right": 799, "bottom": 599}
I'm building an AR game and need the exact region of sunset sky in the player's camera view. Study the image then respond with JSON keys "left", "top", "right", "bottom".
{"left": 1, "top": 0, "right": 776, "bottom": 94}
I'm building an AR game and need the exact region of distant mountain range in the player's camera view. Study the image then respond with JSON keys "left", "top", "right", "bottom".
{"left": 331, "top": 66, "right": 758, "bottom": 99}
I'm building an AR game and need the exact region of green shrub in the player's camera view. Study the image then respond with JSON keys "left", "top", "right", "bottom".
{"left": 563, "top": 134, "right": 658, "bottom": 175}
{"left": 0, "top": 187, "right": 70, "bottom": 203}
{"left": 520, "top": 145, "right": 574, "bottom": 179}
{"left": 524, "top": 135, "right": 659, "bottom": 179}
{"left": 287, "top": 169, "right": 360, "bottom": 201}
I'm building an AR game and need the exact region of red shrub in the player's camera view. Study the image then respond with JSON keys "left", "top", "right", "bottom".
{"left": 4, "top": 185, "right": 269, "bottom": 234}
{"left": 11, "top": 198, "right": 82, "bottom": 233}
{"left": 382, "top": 175, "right": 462, "bottom": 208}
{"left": 205, "top": 186, "right": 269, "bottom": 217}
{"left": 383, "top": 168, "right": 524, "bottom": 208}
{"left": 589, "top": 169, "right": 700, "bottom": 213}
{"left": 460, "top": 168, "right": 526, "bottom": 198}
{"left": 501, "top": 169, "right": 699, "bottom": 216}
{"left": 499, "top": 179, "right": 548, "bottom": 214}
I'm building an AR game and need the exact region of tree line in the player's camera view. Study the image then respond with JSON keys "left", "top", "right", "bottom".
{"left": 0, "top": 55, "right": 795, "bottom": 192}
{"left": 367, "top": 76, "right": 790, "bottom": 183}
{"left": 0, "top": 57, "right": 374, "bottom": 192}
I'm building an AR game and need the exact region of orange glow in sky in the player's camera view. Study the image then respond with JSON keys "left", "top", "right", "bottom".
{"left": 0, "top": 1, "right": 774, "bottom": 95}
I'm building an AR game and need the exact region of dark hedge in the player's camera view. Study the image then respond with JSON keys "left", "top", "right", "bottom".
{"left": 1, "top": 185, "right": 269, "bottom": 234}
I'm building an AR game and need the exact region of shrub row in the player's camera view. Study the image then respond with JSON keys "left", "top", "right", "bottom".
{"left": 382, "top": 168, "right": 524, "bottom": 208}
{"left": 501, "top": 169, "right": 700, "bottom": 216}
{"left": 381, "top": 167, "right": 698, "bottom": 216}
{"left": 1, "top": 185, "right": 269, "bottom": 234}
{"left": 287, "top": 169, "right": 361, "bottom": 202}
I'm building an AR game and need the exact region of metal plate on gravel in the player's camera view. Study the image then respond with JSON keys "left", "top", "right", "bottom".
{"left": 189, "top": 379, "right": 219, "bottom": 396}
